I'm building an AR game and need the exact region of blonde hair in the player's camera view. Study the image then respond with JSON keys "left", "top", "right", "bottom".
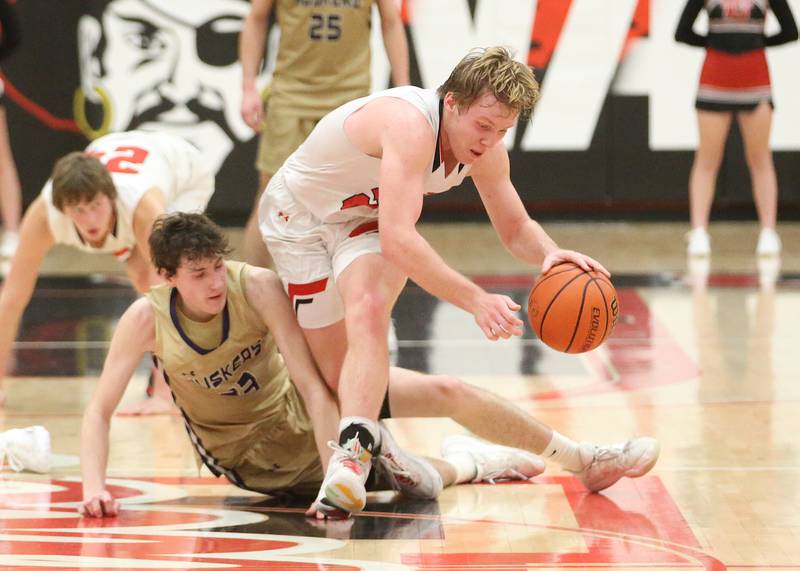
{"left": 437, "top": 47, "right": 539, "bottom": 118}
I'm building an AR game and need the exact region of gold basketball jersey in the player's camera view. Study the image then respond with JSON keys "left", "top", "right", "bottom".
{"left": 147, "top": 261, "right": 321, "bottom": 492}
{"left": 270, "top": 0, "right": 374, "bottom": 117}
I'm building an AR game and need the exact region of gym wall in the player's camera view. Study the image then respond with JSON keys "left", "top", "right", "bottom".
{"left": 4, "top": 0, "right": 799, "bottom": 223}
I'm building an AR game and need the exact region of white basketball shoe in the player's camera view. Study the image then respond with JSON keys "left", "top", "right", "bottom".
{"left": 756, "top": 228, "right": 781, "bottom": 257}
{"left": 315, "top": 423, "right": 378, "bottom": 517}
{"left": 686, "top": 227, "right": 711, "bottom": 257}
{"left": 571, "top": 437, "right": 660, "bottom": 492}
{"left": 757, "top": 256, "right": 780, "bottom": 290}
{"left": 0, "top": 425, "right": 52, "bottom": 473}
{"left": 442, "top": 434, "right": 546, "bottom": 484}
{"left": 374, "top": 422, "right": 443, "bottom": 500}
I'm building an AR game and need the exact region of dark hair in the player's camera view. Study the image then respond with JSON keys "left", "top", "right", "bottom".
{"left": 437, "top": 46, "right": 539, "bottom": 119}
{"left": 51, "top": 152, "right": 117, "bottom": 211}
{"left": 149, "top": 212, "right": 232, "bottom": 277}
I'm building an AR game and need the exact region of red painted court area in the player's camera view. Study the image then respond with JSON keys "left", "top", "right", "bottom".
{"left": 0, "top": 475, "right": 727, "bottom": 570}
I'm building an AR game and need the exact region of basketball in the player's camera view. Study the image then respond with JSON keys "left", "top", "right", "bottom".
{"left": 527, "top": 262, "right": 619, "bottom": 353}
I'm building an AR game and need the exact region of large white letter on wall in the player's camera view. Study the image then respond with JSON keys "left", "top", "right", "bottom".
{"left": 522, "top": 0, "right": 638, "bottom": 150}
{"left": 408, "top": 0, "right": 537, "bottom": 88}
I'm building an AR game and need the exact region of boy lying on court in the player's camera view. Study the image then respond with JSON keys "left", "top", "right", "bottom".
{"left": 79, "top": 213, "right": 659, "bottom": 519}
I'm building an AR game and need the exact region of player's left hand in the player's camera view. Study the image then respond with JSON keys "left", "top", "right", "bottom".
{"left": 305, "top": 507, "right": 356, "bottom": 538}
{"left": 79, "top": 490, "right": 120, "bottom": 518}
{"left": 471, "top": 292, "right": 524, "bottom": 341}
{"left": 305, "top": 498, "right": 351, "bottom": 520}
{"left": 542, "top": 250, "right": 610, "bottom": 277}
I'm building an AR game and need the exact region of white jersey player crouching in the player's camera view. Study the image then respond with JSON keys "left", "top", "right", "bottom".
{"left": 0, "top": 131, "right": 214, "bottom": 403}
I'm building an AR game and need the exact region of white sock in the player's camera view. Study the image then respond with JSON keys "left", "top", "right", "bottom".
{"left": 443, "top": 452, "right": 478, "bottom": 484}
{"left": 542, "top": 431, "right": 585, "bottom": 472}
{"left": 339, "top": 416, "right": 380, "bottom": 450}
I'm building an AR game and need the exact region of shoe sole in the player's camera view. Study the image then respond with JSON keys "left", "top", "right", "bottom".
{"left": 324, "top": 470, "right": 367, "bottom": 513}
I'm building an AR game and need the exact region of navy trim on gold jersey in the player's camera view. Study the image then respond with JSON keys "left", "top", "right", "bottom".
{"left": 169, "top": 288, "right": 231, "bottom": 355}
{"left": 161, "top": 365, "right": 246, "bottom": 487}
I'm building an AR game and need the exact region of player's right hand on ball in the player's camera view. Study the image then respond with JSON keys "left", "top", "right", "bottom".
{"left": 473, "top": 293, "right": 524, "bottom": 341}
{"left": 79, "top": 490, "right": 119, "bottom": 518}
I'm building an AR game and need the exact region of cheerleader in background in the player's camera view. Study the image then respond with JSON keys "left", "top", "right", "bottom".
{"left": 676, "top": 0, "right": 798, "bottom": 257}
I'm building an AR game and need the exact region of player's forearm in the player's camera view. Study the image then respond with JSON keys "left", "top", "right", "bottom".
{"left": 301, "top": 386, "right": 339, "bottom": 469}
{"left": 240, "top": 15, "right": 268, "bottom": 88}
{"left": 503, "top": 219, "right": 560, "bottom": 266}
{"left": 382, "top": 230, "right": 485, "bottom": 314}
{"left": 382, "top": 18, "right": 410, "bottom": 86}
{"left": 0, "top": 300, "right": 24, "bottom": 380}
{"left": 80, "top": 408, "right": 111, "bottom": 497}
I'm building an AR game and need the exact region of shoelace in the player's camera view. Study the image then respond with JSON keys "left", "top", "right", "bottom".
{"left": 326, "top": 440, "right": 372, "bottom": 466}
{"left": 375, "top": 450, "right": 415, "bottom": 491}
{"left": 589, "top": 445, "right": 623, "bottom": 467}
{"left": 0, "top": 441, "right": 25, "bottom": 472}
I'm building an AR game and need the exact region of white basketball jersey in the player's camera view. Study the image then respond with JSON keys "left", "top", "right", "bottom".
{"left": 280, "top": 86, "right": 472, "bottom": 223}
{"left": 42, "top": 131, "right": 212, "bottom": 260}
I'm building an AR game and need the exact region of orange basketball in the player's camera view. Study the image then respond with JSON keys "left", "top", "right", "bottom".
{"left": 527, "top": 262, "right": 619, "bottom": 353}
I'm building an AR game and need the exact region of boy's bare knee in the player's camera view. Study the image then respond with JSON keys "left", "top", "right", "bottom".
{"left": 428, "top": 374, "right": 470, "bottom": 407}
{"left": 345, "top": 291, "right": 391, "bottom": 337}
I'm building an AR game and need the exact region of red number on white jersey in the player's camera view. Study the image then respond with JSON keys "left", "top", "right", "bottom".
{"left": 341, "top": 187, "right": 379, "bottom": 210}
{"left": 87, "top": 146, "right": 150, "bottom": 174}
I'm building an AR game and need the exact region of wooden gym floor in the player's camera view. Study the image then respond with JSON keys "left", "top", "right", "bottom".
{"left": 1, "top": 221, "right": 799, "bottom": 570}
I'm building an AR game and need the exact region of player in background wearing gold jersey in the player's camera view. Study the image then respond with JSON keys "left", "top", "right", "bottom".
{"left": 238, "top": 0, "right": 409, "bottom": 267}
{"left": 79, "top": 213, "right": 659, "bottom": 520}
